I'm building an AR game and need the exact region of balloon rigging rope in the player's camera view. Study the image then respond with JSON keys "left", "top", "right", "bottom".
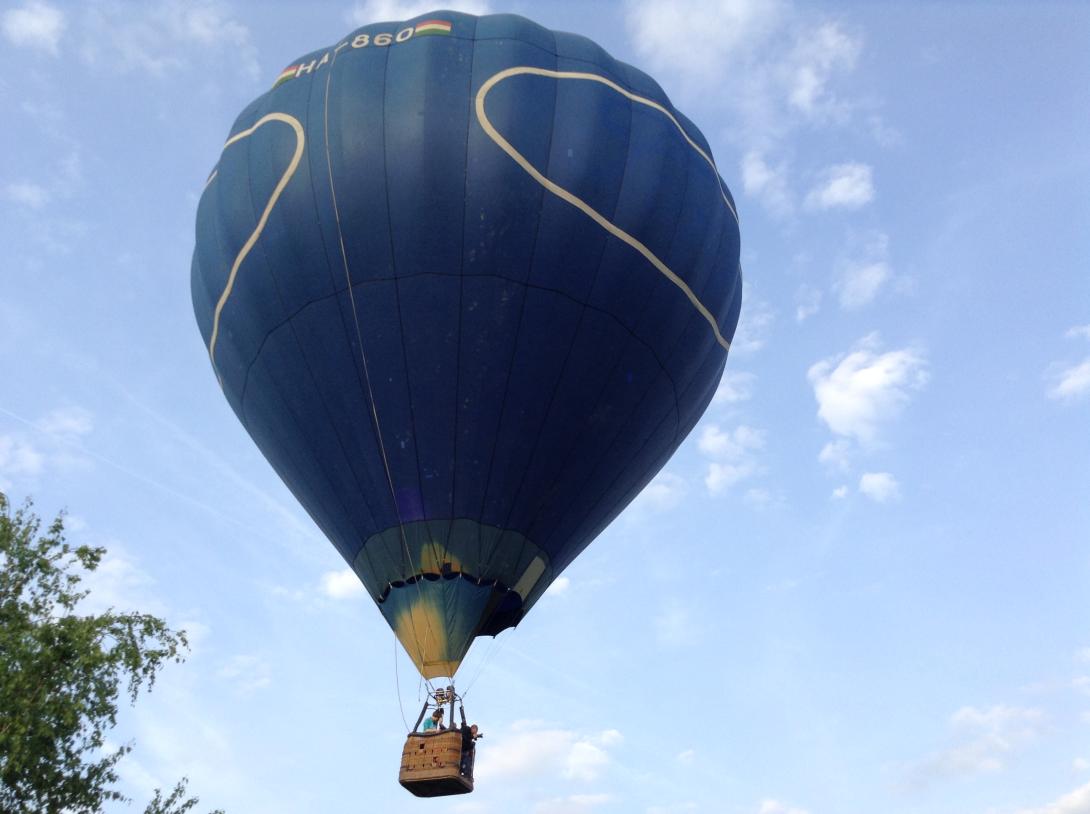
{"left": 393, "top": 631, "right": 410, "bottom": 731}
{"left": 460, "top": 632, "right": 506, "bottom": 700}
{"left": 321, "top": 46, "right": 435, "bottom": 690}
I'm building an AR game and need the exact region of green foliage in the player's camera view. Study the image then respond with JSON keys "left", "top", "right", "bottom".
{"left": 143, "top": 778, "right": 223, "bottom": 814}
{"left": 0, "top": 494, "right": 218, "bottom": 813}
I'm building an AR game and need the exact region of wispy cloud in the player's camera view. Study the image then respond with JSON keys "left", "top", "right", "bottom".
{"left": 37, "top": 406, "right": 94, "bottom": 436}
{"left": 758, "top": 800, "right": 811, "bottom": 814}
{"left": 0, "top": 405, "right": 95, "bottom": 491}
{"left": 631, "top": 471, "right": 688, "bottom": 512}
{"left": 79, "top": 541, "right": 163, "bottom": 616}
{"left": 834, "top": 232, "right": 894, "bottom": 310}
{"left": 320, "top": 568, "right": 365, "bottom": 600}
{"left": 476, "top": 721, "right": 621, "bottom": 784}
{"left": 742, "top": 151, "right": 793, "bottom": 216}
{"left": 625, "top": 0, "right": 784, "bottom": 87}
{"left": 819, "top": 438, "right": 852, "bottom": 473}
{"left": 785, "top": 21, "right": 861, "bottom": 118}
{"left": 79, "top": 1, "right": 258, "bottom": 79}
{"left": 859, "top": 471, "right": 899, "bottom": 503}
{"left": 3, "top": 181, "right": 51, "bottom": 209}
{"left": 713, "top": 370, "right": 756, "bottom": 405}
{"left": 532, "top": 794, "right": 612, "bottom": 814}
{"left": 1047, "top": 326, "right": 1090, "bottom": 402}
{"left": 699, "top": 423, "right": 765, "bottom": 495}
{"left": 795, "top": 284, "right": 822, "bottom": 322}
{"left": 0, "top": 435, "right": 45, "bottom": 491}
{"left": 903, "top": 704, "right": 1047, "bottom": 790}
{"left": 808, "top": 333, "right": 928, "bottom": 446}
{"left": 544, "top": 576, "right": 571, "bottom": 597}
{"left": 1, "top": 1, "right": 64, "bottom": 54}
{"left": 626, "top": 0, "right": 869, "bottom": 220}
{"left": 347, "top": 0, "right": 491, "bottom": 25}
{"left": 730, "top": 289, "right": 774, "bottom": 354}
{"left": 805, "top": 163, "right": 874, "bottom": 211}
{"left": 217, "top": 654, "right": 272, "bottom": 694}
{"left": 1014, "top": 781, "right": 1090, "bottom": 814}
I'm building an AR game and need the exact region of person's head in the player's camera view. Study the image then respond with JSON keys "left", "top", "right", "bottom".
{"left": 432, "top": 709, "right": 443, "bottom": 720}
{"left": 470, "top": 724, "right": 478, "bottom": 735}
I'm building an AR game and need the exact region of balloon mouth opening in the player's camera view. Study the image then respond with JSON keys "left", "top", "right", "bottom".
{"left": 383, "top": 571, "right": 530, "bottom": 677}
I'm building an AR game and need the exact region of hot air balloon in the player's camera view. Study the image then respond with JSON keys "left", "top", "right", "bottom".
{"left": 191, "top": 10, "right": 741, "bottom": 796}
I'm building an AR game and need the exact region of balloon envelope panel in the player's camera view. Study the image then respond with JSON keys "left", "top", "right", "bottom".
{"left": 191, "top": 12, "right": 742, "bottom": 678}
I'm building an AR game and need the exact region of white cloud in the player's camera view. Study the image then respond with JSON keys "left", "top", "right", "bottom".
{"left": 744, "top": 487, "right": 778, "bottom": 508}
{"left": 859, "top": 471, "right": 899, "bottom": 503}
{"left": 713, "top": 370, "right": 756, "bottom": 405}
{"left": 631, "top": 471, "right": 688, "bottom": 512}
{"left": 831, "top": 485, "right": 848, "bottom": 499}
{"left": 1015, "top": 781, "right": 1090, "bottom": 814}
{"left": 1048, "top": 359, "right": 1090, "bottom": 402}
{"left": 833, "top": 232, "right": 894, "bottom": 310}
{"left": 533, "top": 794, "right": 612, "bottom": 814}
{"left": 4, "top": 181, "right": 50, "bottom": 209}
{"left": 0, "top": 405, "right": 96, "bottom": 490}
{"left": 676, "top": 748, "right": 695, "bottom": 763}
{"left": 1075, "top": 757, "right": 1090, "bottom": 772}
{"left": 706, "top": 461, "right": 757, "bottom": 494}
{"left": 0, "top": 436, "right": 45, "bottom": 490}
{"left": 905, "top": 704, "right": 1046, "bottom": 789}
{"left": 2, "top": 1, "right": 64, "bottom": 53}
{"left": 808, "top": 334, "right": 928, "bottom": 444}
{"left": 217, "top": 654, "right": 272, "bottom": 693}
{"left": 785, "top": 22, "right": 861, "bottom": 116}
{"left": 730, "top": 289, "right": 774, "bottom": 354}
{"left": 38, "top": 406, "right": 94, "bottom": 437}
{"left": 759, "top": 800, "right": 811, "bottom": 814}
{"left": 1047, "top": 326, "right": 1090, "bottom": 402}
{"left": 742, "top": 151, "right": 793, "bottom": 216}
{"left": 320, "top": 568, "right": 364, "bottom": 600}
{"left": 80, "top": 2, "right": 257, "bottom": 79}
{"left": 699, "top": 424, "right": 765, "bottom": 495}
{"left": 627, "top": 0, "right": 867, "bottom": 182}
{"left": 795, "top": 284, "right": 822, "bottom": 322}
{"left": 544, "top": 576, "right": 571, "bottom": 597}
{"left": 836, "top": 261, "right": 891, "bottom": 310}
{"left": 476, "top": 722, "right": 620, "bottom": 784}
{"left": 699, "top": 424, "right": 765, "bottom": 458}
{"left": 648, "top": 804, "right": 699, "bottom": 814}
{"left": 819, "top": 438, "right": 852, "bottom": 471}
{"left": 805, "top": 163, "right": 874, "bottom": 210}
{"left": 348, "top": 0, "right": 491, "bottom": 25}
{"left": 626, "top": 0, "right": 784, "bottom": 82}
{"left": 79, "top": 542, "right": 163, "bottom": 616}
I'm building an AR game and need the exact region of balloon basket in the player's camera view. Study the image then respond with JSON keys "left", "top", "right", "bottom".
{"left": 398, "top": 731, "right": 474, "bottom": 797}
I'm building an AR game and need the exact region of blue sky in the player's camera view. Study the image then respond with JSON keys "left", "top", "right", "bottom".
{"left": 2, "top": 1, "right": 1088, "bottom": 813}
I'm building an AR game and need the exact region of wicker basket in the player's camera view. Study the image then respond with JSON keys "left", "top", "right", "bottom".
{"left": 399, "top": 731, "right": 474, "bottom": 797}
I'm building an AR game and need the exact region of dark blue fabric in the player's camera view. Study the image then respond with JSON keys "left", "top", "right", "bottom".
{"left": 192, "top": 11, "right": 742, "bottom": 672}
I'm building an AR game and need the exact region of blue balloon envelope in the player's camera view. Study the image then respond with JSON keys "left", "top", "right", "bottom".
{"left": 192, "top": 11, "right": 742, "bottom": 678}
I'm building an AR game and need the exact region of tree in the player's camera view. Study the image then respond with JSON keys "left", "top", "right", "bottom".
{"left": 0, "top": 494, "right": 222, "bottom": 813}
